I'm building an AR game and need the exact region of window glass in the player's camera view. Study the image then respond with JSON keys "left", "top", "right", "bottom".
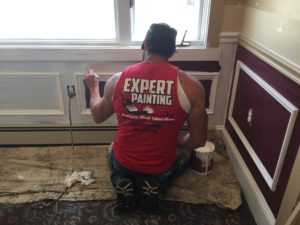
{"left": 0, "top": 0, "right": 116, "bottom": 40}
{"left": 132, "top": 0, "right": 202, "bottom": 43}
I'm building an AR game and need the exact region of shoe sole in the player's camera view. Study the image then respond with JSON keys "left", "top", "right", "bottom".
{"left": 140, "top": 178, "right": 161, "bottom": 214}
{"left": 115, "top": 178, "right": 136, "bottom": 213}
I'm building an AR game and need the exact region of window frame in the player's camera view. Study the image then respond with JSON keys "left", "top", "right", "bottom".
{"left": 0, "top": 0, "right": 211, "bottom": 48}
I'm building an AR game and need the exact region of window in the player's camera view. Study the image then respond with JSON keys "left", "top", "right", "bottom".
{"left": 0, "top": 0, "right": 116, "bottom": 41}
{"left": 0, "top": 0, "right": 211, "bottom": 47}
{"left": 132, "top": 0, "right": 210, "bottom": 46}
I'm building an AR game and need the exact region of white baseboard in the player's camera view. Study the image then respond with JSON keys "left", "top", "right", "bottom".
{"left": 0, "top": 126, "right": 220, "bottom": 146}
{"left": 0, "top": 127, "right": 117, "bottom": 145}
{"left": 220, "top": 126, "right": 276, "bottom": 225}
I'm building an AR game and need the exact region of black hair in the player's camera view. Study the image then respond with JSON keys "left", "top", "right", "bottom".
{"left": 141, "top": 23, "right": 177, "bottom": 58}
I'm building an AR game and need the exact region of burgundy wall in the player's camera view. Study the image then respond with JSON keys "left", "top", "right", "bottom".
{"left": 171, "top": 61, "right": 221, "bottom": 72}
{"left": 226, "top": 45, "right": 300, "bottom": 217}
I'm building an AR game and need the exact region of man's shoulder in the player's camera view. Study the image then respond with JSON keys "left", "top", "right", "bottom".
{"left": 178, "top": 70, "right": 203, "bottom": 90}
{"left": 106, "top": 72, "right": 122, "bottom": 91}
{"left": 178, "top": 70, "right": 205, "bottom": 104}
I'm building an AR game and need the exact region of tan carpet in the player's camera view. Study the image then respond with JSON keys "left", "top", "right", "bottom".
{"left": 0, "top": 143, "right": 241, "bottom": 209}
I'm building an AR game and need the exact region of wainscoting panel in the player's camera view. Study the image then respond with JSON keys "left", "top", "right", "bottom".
{"left": 0, "top": 72, "right": 64, "bottom": 115}
{"left": 226, "top": 45, "right": 300, "bottom": 217}
{"left": 228, "top": 61, "right": 298, "bottom": 191}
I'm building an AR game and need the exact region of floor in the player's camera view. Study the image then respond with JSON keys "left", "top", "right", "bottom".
{"left": 0, "top": 195, "right": 257, "bottom": 225}
{"left": 0, "top": 141, "right": 257, "bottom": 224}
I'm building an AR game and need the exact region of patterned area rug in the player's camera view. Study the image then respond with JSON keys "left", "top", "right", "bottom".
{"left": 0, "top": 140, "right": 241, "bottom": 210}
{"left": 0, "top": 199, "right": 256, "bottom": 225}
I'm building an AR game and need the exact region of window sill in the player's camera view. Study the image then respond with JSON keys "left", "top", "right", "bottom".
{"left": 0, "top": 45, "right": 220, "bottom": 62}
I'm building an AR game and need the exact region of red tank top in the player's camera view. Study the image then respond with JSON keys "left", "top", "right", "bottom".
{"left": 112, "top": 61, "right": 187, "bottom": 174}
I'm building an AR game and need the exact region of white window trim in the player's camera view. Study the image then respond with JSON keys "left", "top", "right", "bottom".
{"left": 0, "top": 45, "right": 220, "bottom": 62}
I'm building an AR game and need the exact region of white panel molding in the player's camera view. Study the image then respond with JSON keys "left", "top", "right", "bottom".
{"left": 239, "top": 34, "right": 300, "bottom": 85}
{"left": 0, "top": 72, "right": 64, "bottom": 115}
{"left": 186, "top": 71, "right": 219, "bottom": 114}
{"left": 228, "top": 60, "right": 298, "bottom": 191}
{"left": 276, "top": 146, "right": 300, "bottom": 225}
{"left": 219, "top": 32, "right": 239, "bottom": 43}
{"left": 216, "top": 33, "right": 238, "bottom": 126}
{"left": 221, "top": 126, "right": 276, "bottom": 225}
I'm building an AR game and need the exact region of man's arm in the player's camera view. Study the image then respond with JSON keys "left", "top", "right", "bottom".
{"left": 178, "top": 71, "right": 208, "bottom": 150}
{"left": 84, "top": 72, "right": 120, "bottom": 123}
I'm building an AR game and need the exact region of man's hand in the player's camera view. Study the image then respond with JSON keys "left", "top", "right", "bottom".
{"left": 84, "top": 69, "right": 100, "bottom": 91}
{"left": 84, "top": 71, "right": 120, "bottom": 124}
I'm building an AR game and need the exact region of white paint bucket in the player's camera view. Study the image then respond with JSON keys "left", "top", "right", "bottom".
{"left": 190, "top": 141, "right": 215, "bottom": 175}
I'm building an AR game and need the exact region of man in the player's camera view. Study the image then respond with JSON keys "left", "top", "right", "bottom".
{"left": 84, "top": 23, "right": 208, "bottom": 214}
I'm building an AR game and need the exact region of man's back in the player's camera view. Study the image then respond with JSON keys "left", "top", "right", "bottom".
{"left": 112, "top": 61, "right": 188, "bottom": 174}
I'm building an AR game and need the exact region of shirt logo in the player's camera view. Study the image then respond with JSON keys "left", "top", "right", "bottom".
{"left": 123, "top": 78, "right": 174, "bottom": 106}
